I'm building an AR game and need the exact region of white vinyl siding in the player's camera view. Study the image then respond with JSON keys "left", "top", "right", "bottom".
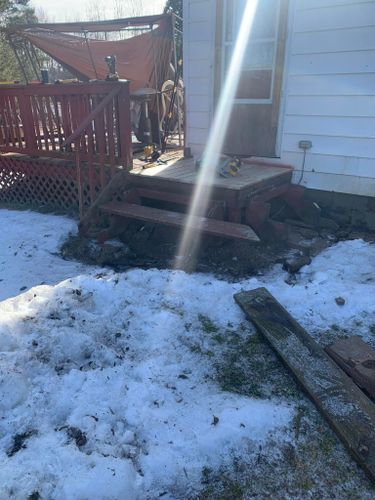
{"left": 279, "top": 0, "right": 375, "bottom": 195}
{"left": 184, "top": 0, "right": 375, "bottom": 196}
{"left": 183, "top": 0, "right": 217, "bottom": 156}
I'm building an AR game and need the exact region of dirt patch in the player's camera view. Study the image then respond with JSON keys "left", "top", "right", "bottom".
{"left": 7, "top": 430, "right": 38, "bottom": 457}
{"left": 58, "top": 426, "right": 87, "bottom": 449}
{"left": 61, "top": 221, "right": 300, "bottom": 279}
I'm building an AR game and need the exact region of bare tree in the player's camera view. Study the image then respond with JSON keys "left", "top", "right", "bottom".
{"left": 112, "top": 0, "right": 145, "bottom": 19}
{"left": 85, "top": 0, "right": 108, "bottom": 21}
{"left": 126, "top": 0, "right": 145, "bottom": 17}
{"left": 112, "top": 0, "right": 125, "bottom": 19}
{"left": 35, "top": 6, "right": 52, "bottom": 23}
{"left": 110, "top": 0, "right": 146, "bottom": 40}
{"left": 83, "top": 0, "right": 109, "bottom": 39}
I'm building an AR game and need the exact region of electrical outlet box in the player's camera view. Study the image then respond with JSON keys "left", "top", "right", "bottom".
{"left": 298, "top": 140, "right": 312, "bottom": 150}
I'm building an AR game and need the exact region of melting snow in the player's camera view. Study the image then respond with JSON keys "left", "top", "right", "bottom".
{"left": 0, "top": 209, "right": 375, "bottom": 498}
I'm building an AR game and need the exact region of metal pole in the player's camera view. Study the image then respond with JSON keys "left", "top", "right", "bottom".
{"left": 172, "top": 14, "right": 182, "bottom": 147}
{"left": 83, "top": 30, "right": 99, "bottom": 79}
{"left": 30, "top": 43, "right": 43, "bottom": 74}
{"left": 7, "top": 35, "right": 29, "bottom": 83}
{"left": 25, "top": 41, "right": 40, "bottom": 80}
{"left": 151, "top": 24, "right": 162, "bottom": 149}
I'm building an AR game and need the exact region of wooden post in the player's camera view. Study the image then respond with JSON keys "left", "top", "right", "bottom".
{"left": 116, "top": 81, "right": 133, "bottom": 171}
{"left": 171, "top": 13, "right": 182, "bottom": 147}
{"left": 151, "top": 24, "right": 162, "bottom": 150}
{"left": 78, "top": 169, "right": 130, "bottom": 234}
{"left": 76, "top": 147, "right": 84, "bottom": 219}
{"left": 18, "top": 92, "right": 38, "bottom": 151}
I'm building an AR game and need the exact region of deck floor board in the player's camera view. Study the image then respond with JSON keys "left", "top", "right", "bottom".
{"left": 131, "top": 153, "right": 293, "bottom": 192}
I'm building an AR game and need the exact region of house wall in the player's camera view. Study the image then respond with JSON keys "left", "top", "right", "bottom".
{"left": 183, "top": 0, "right": 217, "bottom": 157}
{"left": 183, "top": 0, "right": 375, "bottom": 197}
{"left": 279, "top": 0, "right": 375, "bottom": 196}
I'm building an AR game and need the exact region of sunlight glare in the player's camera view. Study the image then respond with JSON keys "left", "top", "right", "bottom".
{"left": 175, "top": 0, "right": 259, "bottom": 269}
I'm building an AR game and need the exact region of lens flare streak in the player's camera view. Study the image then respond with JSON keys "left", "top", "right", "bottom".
{"left": 175, "top": 0, "right": 259, "bottom": 268}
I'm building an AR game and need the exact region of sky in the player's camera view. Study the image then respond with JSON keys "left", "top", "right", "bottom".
{"left": 31, "top": 0, "right": 166, "bottom": 22}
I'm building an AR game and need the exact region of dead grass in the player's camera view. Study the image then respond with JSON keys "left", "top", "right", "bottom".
{"left": 195, "top": 320, "right": 375, "bottom": 499}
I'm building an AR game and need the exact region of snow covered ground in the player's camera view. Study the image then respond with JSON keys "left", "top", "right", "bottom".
{"left": 1, "top": 209, "right": 375, "bottom": 498}
{"left": 0, "top": 210, "right": 87, "bottom": 302}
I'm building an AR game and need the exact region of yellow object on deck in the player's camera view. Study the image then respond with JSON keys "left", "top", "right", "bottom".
{"left": 55, "top": 79, "right": 80, "bottom": 84}
{"left": 144, "top": 145, "right": 154, "bottom": 159}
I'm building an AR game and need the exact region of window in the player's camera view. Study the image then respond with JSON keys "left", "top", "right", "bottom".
{"left": 222, "top": 0, "right": 280, "bottom": 101}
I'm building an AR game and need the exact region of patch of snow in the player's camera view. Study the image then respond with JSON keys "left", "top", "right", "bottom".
{"left": 257, "top": 239, "right": 375, "bottom": 339}
{"left": 0, "top": 270, "right": 293, "bottom": 498}
{"left": 0, "top": 209, "right": 87, "bottom": 301}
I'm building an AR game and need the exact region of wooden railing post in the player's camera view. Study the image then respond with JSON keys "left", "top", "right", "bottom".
{"left": 18, "top": 91, "right": 37, "bottom": 151}
{"left": 116, "top": 81, "right": 133, "bottom": 171}
{"left": 0, "top": 81, "right": 135, "bottom": 217}
{"left": 76, "top": 146, "right": 84, "bottom": 219}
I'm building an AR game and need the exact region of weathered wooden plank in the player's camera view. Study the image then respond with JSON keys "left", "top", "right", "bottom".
{"left": 131, "top": 159, "right": 292, "bottom": 191}
{"left": 45, "top": 96, "right": 57, "bottom": 151}
{"left": 4, "top": 96, "right": 15, "bottom": 146}
{"left": 115, "top": 84, "right": 133, "bottom": 169}
{"left": 79, "top": 171, "right": 130, "bottom": 232}
{"left": 8, "top": 96, "right": 22, "bottom": 148}
{"left": 60, "top": 87, "right": 120, "bottom": 149}
{"left": 101, "top": 201, "right": 260, "bottom": 242}
{"left": 326, "top": 336, "right": 375, "bottom": 401}
{"left": 0, "top": 82, "right": 122, "bottom": 97}
{"left": 234, "top": 287, "right": 375, "bottom": 481}
{"left": 106, "top": 100, "right": 116, "bottom": 175}
{"left": 36, "top": 96, "right": 51, "bottom": 151}
{"left": 30, "top": 96, "right": 43, "bottom": 150}
{"left": 93, "top": 94, "right": 107, "bottom": 188}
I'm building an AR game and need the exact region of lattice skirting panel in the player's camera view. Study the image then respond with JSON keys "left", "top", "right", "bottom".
{"left": 0, "top": 154, "right": 104, "bottom": 213}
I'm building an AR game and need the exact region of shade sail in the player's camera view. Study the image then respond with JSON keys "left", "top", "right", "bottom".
{"left": 9, "top": 15, "right": 173, "bottom": 92}
{"left": 6, "top": 14, "right": 171, "bottom": 33}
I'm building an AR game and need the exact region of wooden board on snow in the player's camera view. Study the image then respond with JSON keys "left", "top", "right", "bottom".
{"left": 234, "top": 287, "right": 375, "bottom": 481}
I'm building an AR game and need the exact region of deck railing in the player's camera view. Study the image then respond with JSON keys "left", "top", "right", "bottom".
{"left": 0, "top": 81, "right": 132, "bottom": 164}
{"left": 0, "top": 81, "right": 133, "bottom": 215}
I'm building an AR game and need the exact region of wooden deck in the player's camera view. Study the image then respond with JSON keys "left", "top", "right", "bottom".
{"left": 131, "top": 152, "right": 292, "bottom": 189}
{"left": 129, "top": 152, "right": 293, "bottom": 210}
{"left": 0, "top": 83, "right": 305, "bottom": 242}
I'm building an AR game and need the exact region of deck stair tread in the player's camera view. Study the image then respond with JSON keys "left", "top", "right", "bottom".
{"left": 101, "top": 201, "right": 260, "bottom": 242}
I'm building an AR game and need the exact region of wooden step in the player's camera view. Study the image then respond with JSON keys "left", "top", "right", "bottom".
{"left": 101, "top": 201, "right": 260, "bottom": 242}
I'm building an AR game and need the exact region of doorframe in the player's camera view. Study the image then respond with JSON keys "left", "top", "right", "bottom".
{"left": 213, "top": 0, "right": 290, "bottom": 157}
{"left": 275, "top": 0, "right": 295, "bottom": 157}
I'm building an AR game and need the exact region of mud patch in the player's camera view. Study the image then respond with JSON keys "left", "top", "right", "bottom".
{"left": 61, "top": 224, "right": 294, "bottom": 279}
{"left": 7, "top": 430, "right": 38, "bottom": 457}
